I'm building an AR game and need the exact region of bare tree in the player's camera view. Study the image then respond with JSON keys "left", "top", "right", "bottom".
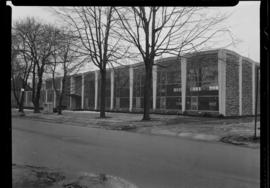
{"left": 14, "top": 17, "right": 60, "bottom": 113}
{"left": 54, "top": 7, "right": 128, "bottom": 118}
{"left": 115, "top": 7, "right": 234, "bottom": 120}
{"left": 49, "top": 28, "right": 85, "bottom": 115}
{"left": 11, "top": 26, "right": 34, "bottom": 113}
{"left": 11, "top": 33, "right": 22, "bottom": 109}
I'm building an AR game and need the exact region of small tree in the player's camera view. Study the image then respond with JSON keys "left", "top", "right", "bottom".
{"left": 11, "top": 27, "right": 34, "bottom": 112}
{"left": 11, "top": 33, "right": 22, "bottom": 109}
{"left": 115, "top": 7, "right": 233, "bottom": 120}
{"left": 49, "top": 28, "right": 84, "bottom": 115}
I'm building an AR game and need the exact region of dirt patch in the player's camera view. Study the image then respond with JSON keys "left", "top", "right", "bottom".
{"left": 98, "top": 123, "right": 137, "bottom": 131}
{"left": 13, "top": 164, "right": 65, "bottom": 188}
{"left": 220, "top": 135, "right": 260, "bottom": 148}
{"left": 12, "top": 164, "right": 138, "bottom": 188}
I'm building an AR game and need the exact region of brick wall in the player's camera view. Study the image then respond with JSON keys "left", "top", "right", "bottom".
{"left": 242, "top": 59, "right": 253, "bottom": 115}
{"left": 226, "top": 53, "right": 239, "bottom": 116}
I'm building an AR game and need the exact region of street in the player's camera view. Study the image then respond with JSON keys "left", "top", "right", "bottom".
{"left": 12, "top": 118, "right": 260, "bottom": 188}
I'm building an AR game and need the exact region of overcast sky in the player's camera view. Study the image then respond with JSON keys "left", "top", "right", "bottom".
{"left": 8, "top": 1, "right": 260, "bottom": 62}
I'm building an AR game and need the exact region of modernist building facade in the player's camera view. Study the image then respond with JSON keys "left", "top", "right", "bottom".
{"left": 22, "top": 49, "right": 260, "bottom": 116}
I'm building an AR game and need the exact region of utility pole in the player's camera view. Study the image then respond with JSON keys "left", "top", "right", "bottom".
{"left": 254, "top": 67, "right": 259, "bottom": 139}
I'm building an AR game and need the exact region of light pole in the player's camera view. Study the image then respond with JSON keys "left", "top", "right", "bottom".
{"left": 254, "top": 67, "right": 260, "bottom": 139}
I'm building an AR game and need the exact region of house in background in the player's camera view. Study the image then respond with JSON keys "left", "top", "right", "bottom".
{"left": 11, "top": 76, "right": 32, "bottom": 108}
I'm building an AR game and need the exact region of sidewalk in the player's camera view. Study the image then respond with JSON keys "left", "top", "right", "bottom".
{"left": 12, "top": 109, "right": 260, "bottom": 148}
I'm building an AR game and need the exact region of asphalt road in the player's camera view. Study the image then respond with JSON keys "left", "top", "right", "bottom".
{"left": 12, "top": 118, "right": 260, "bottom": 188}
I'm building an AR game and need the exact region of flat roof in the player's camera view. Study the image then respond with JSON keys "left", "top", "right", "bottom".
{"left": 47, "top": 48, "right": 259, "bottom": 80}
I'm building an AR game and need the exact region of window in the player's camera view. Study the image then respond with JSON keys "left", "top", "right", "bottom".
{"left": 190, "top": 87, "right": 201, "bottom": 91}
{"left": 156, "top": 60, "right": 182, "bottom": 110}
{"left": 173, "top": 88, "right": 181, "bottom": 92}
{"left": 114, "top": 68, "right": 129, "bottom": 109}
{"left": 209, "top": 86, "right": 218, "bottom": 90}
{"left": 186, "top": 53, "right": 219, "bottom": 111}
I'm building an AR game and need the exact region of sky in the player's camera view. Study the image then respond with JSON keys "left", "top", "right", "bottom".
{"left": 8, "top": 1, "right": 260, "bottom": 62}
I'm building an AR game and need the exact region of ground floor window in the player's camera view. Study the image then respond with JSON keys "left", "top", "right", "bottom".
{"left": 115, "top": 97, "right": 129, "bottom": 109}
{"left": 132, "top": 97, "right": 153, "bottom": 109}
{"left": 166, "top": 97, "right": 181, "bottom": 110}
{"left": 186, "top": 95, "right": 218, "bottom": 111}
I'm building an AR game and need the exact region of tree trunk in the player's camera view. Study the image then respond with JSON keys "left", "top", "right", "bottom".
{"left": 18, "top": 82, "right": 28, "bottom": 112}
{"left": 18, "top": 90, "right": 25, "bottom": 113}
{"left": 12, "top": 78, "right": 21, "bottom": 108}
{"left": 31, "top": 64, "right": 36, "bottom": 106}
{"left": 33, "top": 76, "right": 43, "bottom": 113}
{"left": 33, "top": 96, "right": 40, "bottom": 113}
{"left": 57, "top": 77, "right": 66, "bottom": 115}
{"left": 142, "top": 64, "right": 153, "bottom": 121}
{"left": 100, "top": 69, "right": 106, "bottom": 118}
{"left": 57, "top": 94, "right": 63, "bottom": 115}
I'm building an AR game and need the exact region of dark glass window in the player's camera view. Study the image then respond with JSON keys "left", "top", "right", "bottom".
{"left": 46, "top": 80, "right": 53, "bottom": 90}
{"left": 74, "top": 76, "right": 82, "bottom": 96}
{"left": 47, "top": 90, "right": 54, "bottom": 102}
{"left": 54, "top": 78, "right": 61, "bottom": 90}
{"left": 156, "top": 59, "right": 182, "bottom": 110}
{"left": 198, "top": 96, "right": 218, "bottom": 111}
{"left": 84, "top": 73, "right": 95, "bottom": 109}
{"left": 132, "top": 66, "right": 152, "bottom": 109}
{"left": 114, "top": 67, "right": 130, "bottom": 109}
{"left": 186, "top": 53, "right": 219, "bottom": 111}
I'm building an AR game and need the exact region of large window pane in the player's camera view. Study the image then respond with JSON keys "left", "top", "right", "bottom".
{"left": 186, "top": 53, "right": 219, "bottom": 111}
